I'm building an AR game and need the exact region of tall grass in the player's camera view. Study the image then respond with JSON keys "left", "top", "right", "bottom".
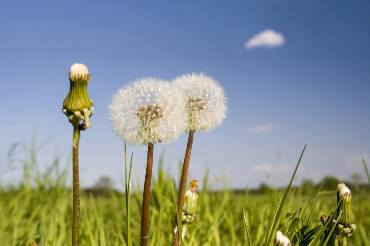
{"left": 0, "top": 144, "right": 369, "bottom": 245}
{"left": 124, "top": 144, "right": 133, "bottom": 246}
{"left": 362, "top": 157, "right": 370, "bottom": 186}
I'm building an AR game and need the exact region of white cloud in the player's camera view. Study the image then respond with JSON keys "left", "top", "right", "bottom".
{"left": 246, "top": 124, "right": 276, "bottom": 134}
{"left": 245, "top": 29, "right": 285, "bottom": 49}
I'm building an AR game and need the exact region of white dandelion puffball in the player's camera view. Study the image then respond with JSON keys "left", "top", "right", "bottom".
{"left": 275, "top": 231, "right": 291, "bottom": 246}
{"left": 173, "top": 73, "right": 227, "bottom": 131}
{"left": 337, "top": 183, "right": 351, "bottom": 199}
{"left": 110, "top": 78, "right": 186, "bottom": 145}
{"left": 70, "top": 63, "right": 89, "bottom": 78}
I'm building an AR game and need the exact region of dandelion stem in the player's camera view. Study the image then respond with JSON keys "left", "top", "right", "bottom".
{"left": 72, "top": 122, "right": 81, "bottom": 246}
{"left": 173, "top": 130, "right": 195, "bottom": 246}
{"left": 141, "top": 143, "right": 154, "bottom": 246}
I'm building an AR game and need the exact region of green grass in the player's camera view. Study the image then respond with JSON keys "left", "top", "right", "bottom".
{"left": 1, "top": 145, "right": 370, "bottom": 245}
{"left": 1, "top": 184, "right": 370, "bottom": 245}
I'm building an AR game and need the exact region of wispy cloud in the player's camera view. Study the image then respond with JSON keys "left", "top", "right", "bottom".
{"left": 245, "top": 29, "right": 285, "bottom": 49}
{"left": 254, "top": 164, "right": 291, "bottom": 173}
{"left": 246, "top": 124, "right": 277, "bottom": 134}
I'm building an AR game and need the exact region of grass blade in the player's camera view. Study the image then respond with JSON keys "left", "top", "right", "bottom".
{"left": 242, "top": 207, "right": 253, "bottom": 246}
{"left": 322, "top": 211, "right": 341, "bottom": 246}
{"left": 124, "top": 144, "right": 133, "bottom": 246}
{"left": 263, "top": 145, "right": 307, "bottom": 246}
{"left": 362, "top": 157, "right": 370, "bottom": 186}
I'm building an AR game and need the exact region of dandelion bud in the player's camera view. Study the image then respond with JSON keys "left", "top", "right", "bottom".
{"left": 184, "top": 180, "right": 198, "bottom": 214}
{"left": 182, "top": 179, "right": 199, "bottom": 224}
{"left": 337, "top": 183, "right": 351, "bottom": 202}
{"left": 63, "top": 63, "right": 93, "bottom": 128}
{"left": 336, "top": 183, "right": 355, "bottom": 225}
{"left": 331, "top": 183, "right": 357, "bottom": 243}
{"left": 173, "top": 179, "right": 199, "bottom": 242}
{"left": 275, "top": 231, "right": 291, "bottom": 246}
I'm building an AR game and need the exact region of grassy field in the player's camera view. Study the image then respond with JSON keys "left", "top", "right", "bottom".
{"left": 0, "top": 146, "right": 369, "bottom": 245}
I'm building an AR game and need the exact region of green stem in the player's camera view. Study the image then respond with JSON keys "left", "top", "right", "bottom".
{"left": 173, "top": 130, "right": 195, "bottom": 246}
{"left": 124, "top": 144, "right": 133, "bottom": 246}
{"left": 334, "top": 238, "right": 339, "bottom": 246}
{"left": 72, "top": 123, "right": 81, "bottom": 246}
{"left": 140, "top": 143, "right": 154, "bottom": 246}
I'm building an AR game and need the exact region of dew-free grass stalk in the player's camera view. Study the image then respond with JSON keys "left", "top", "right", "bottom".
{"left": 173, "top": 130, "right": 194, "bottom": 246}
{"left": 362, "top": 157, "right": 370, "bottom": 186}
{"left": 141, "top": 143, "right": 154, "bottom": 246}
{"left": 124, "top": 144, "right": 133, "bottom": 246}
{"left": 72, "top": 120, "right": 81, "bottom": 246}
{"left": 263, "top": 144, "right": 306, "bottom": 246}
{"left": 242, "top": 207, "right": 253, "bottom": 246}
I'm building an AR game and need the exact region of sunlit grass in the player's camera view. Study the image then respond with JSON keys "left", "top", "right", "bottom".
{"left": 0, "top": 144, "right": 369, "bottom": 245}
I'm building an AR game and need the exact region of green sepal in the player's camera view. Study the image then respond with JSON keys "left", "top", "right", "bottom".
{"left": 63, "top": 75, "right": 93, "bottom": 113}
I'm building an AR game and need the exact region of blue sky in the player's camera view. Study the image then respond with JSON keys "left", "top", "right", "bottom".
{"left": 0, "top": 0, "right": 370, "bottom": 189}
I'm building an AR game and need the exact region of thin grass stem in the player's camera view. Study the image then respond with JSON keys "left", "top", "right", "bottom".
{"left": 263, "top": 144, "right": 307, "bottom": 246}
{"left": 242, "top": 207, "right": 253, "bottom": 246}
{"left": 124, "top": 144, "right": 133, "bottom": 246}
{"left": 362, "top": 157, "right": 370, "bottom": 186}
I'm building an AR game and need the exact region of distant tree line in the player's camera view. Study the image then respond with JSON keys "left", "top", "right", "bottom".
{"left": 255, "top": 174, "right": 369, "bottom": 195}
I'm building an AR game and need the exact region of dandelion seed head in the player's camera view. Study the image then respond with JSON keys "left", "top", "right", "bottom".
{"left": 109, "top": 78, "right": 186, "bottom": 145}
{"left": 173, "top": 73, "right": 227, "bottom": 131}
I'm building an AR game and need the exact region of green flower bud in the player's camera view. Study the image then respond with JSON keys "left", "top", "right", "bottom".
{"left": 63, "top": 63, "right": 93, "bottom": 128}
{"left": 183, "top": 180, "right": 198, "bottom": 215}
{"left": 336, "top": 183, "right": 355, "bottom": 226}
{"left": 182, "top": 179, "right": 199, "bottom": 225}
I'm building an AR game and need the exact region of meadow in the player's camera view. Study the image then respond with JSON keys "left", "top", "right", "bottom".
{"left": 0, "top": 144, "right": 369, "bottom": 246}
